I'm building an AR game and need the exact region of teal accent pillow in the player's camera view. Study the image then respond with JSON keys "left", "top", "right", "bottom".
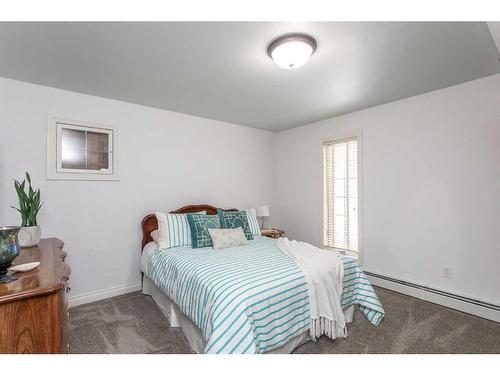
{"left": 217, "top": 209, "right": 254, "bottom": 240}
{"left": 187, "top": 213, "right": 221, "bottom": 248}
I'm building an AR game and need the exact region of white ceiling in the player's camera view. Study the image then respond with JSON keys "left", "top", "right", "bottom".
{"left": 0, "top": 22, "right": 499, "bottom": 131}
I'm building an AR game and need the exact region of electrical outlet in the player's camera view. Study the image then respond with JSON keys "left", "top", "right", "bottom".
{"left": 442, "top": 266, "right": 452, "bottom": 279}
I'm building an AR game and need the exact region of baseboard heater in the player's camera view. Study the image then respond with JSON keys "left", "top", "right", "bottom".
{"left": 365, "top": 271, "right": 500, "bottom": 321}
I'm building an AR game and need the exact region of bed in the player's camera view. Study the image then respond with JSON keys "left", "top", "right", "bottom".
{"left": 140, "top": 204, "right": 384, "bottom": 354}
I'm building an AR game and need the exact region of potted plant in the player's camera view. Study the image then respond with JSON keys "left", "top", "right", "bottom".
{"left": 11, "top": 172, "right": 43, "bottom": 247}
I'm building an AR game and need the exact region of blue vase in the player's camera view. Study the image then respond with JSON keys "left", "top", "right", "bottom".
{"left": 0, "top": 226, "right": 21, "bottom": 283}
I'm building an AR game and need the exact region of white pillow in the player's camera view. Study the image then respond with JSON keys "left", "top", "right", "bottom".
{"left": 150, "top": 229, "right": 160, "bottom": 244}
{"left": 155, "top": 211, "right": 206, "bottom": 249}
{"left": 244, "top": 208, "right": 261, "bottom": 236}
{"left": 208, "top": 227, "right": 248, "bottom": 250}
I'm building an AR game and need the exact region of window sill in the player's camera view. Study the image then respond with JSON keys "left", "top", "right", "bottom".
{"left": 46, "top": 171, "right": 120, "bottom": 181}
{"left": 324, "top": 247, "right": 358, "bottom": 259}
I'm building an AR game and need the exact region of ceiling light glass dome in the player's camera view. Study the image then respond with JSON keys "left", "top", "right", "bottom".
{"left": 267, "top": 34, "right": 317, "bottom": 69}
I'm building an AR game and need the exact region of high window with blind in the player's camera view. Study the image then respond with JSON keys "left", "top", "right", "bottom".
{"left": 323, "top": 137, "right": 360, "bottom": 256}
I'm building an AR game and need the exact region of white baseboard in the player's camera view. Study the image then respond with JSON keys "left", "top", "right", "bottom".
{"left": 367, "top": 274, "right": 500, "bottom": 323}
{"left": 68, "top": 281, "right": 142, "bottom": 307}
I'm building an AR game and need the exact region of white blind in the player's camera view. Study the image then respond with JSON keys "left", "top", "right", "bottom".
{"left": 323, "top": 137, "right": 358, "bottom": 252}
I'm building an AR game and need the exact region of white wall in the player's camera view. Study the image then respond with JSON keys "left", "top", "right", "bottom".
{"left": 0, "top": 78, "right": 275, "bottom": 303}
{"left": 2, "top": 74, "right": 499, "bottom": 307}
{"left": 274, "top": 74, "right": 500, "bottom": 305}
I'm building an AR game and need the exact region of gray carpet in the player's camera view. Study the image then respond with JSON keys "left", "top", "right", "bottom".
{"left": 68, "top": 287, "right": 500, "bottom": 354}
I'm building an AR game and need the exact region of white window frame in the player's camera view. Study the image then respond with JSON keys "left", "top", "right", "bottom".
{"left": 321, "top": 132, "right": 363, "bottom": 265}
{"left": 47, "top": 115, "right": 120, "bottom": 181}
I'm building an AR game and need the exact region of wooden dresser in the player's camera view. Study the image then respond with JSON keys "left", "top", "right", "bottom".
{"left": 0, "top": 238, "right": 71, "bottom": 354}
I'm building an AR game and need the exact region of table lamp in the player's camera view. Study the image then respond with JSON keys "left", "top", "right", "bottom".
{"left": 256, "top": 205, "right": 270, "bottom": 229}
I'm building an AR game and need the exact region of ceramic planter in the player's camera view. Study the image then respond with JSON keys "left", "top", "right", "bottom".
{"left": 18, "top": 225, "right": 41, "bottom": 247}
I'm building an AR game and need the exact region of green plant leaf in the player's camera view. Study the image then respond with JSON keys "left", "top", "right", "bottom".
{"left": 12, "top": 172, "right": 42, "bottom": 227}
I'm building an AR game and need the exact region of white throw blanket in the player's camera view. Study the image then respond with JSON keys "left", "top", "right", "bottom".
{"left": 276, "top": 238, "right": 347, "bottom": 340}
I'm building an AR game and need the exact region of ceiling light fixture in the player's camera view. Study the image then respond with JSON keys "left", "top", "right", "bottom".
{"left": 267, "top": 33, "right": 317, "bottom": 70}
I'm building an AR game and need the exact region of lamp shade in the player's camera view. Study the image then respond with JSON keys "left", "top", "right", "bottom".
{"left": 256, "top": 205, "right": 270, "bottom": 217}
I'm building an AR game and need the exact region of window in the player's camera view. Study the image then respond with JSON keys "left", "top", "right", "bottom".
{"left": 57, "top": 123, "right": 112, "bottom": 173}
{"left": 323, "top": 136, "right": 361, "bottom": 256}
{"left": 47, "top": 116, "right": 119, "bottom": 180}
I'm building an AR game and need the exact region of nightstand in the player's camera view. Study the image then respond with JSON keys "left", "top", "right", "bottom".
{"left": 261, "top": 228, "right": 285, "bottom": 239}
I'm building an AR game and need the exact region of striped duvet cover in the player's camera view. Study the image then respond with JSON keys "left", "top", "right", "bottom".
{"left": 147, "top": 236, "right": 383, "bottom": 354}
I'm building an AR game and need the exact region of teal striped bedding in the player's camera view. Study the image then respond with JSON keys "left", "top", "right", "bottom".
{"left": 340, "top": 255, "right": 385, "bottom": 325}
{"left": 147, "top": 236, "right": 383, "bottom": 354}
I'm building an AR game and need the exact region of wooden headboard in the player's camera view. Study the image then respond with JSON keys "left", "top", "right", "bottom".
{"left": 141, "top": 204, "right": 237, "bottom": 249}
